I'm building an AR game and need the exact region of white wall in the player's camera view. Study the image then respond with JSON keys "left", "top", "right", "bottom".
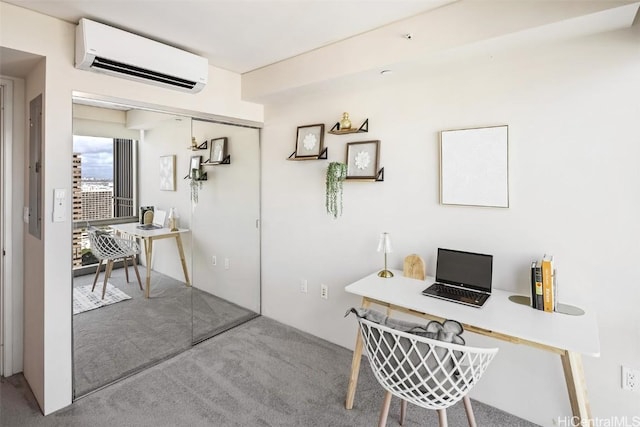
{"left": 0, "top": 1, "right": 263, "bottom": 414}
{"left": 73, "top": 104, "right": 140, "bottom": 140}
{"left": 260, "top": 27, "right": 640, "bottom": 425}
{"left": 138, "top": 115, "right": 194, "bottom": 282}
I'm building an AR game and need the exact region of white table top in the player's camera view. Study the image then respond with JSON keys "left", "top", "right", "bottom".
{"left": 345, "top": 270, "right": 600, "bottom": 357}
{"left": 110, "top": 222, "right": 190, "bottom": 238}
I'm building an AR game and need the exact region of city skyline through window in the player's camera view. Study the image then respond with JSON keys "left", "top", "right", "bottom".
{"left": 73, "top": 135, "right": 113, "bottom": 180}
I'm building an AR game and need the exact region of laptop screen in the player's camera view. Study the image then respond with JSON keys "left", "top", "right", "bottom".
{"left": 436, "top": 248, "right": 493, "bottom": 292}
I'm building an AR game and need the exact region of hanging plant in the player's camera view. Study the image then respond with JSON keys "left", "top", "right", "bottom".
{"left": 326, "top": 162, "right": 347, "bottom": 219}
{"left": 189, "top": 168, "right": 203, "bottom": 205}
{"left": 190, "top": 178, "right": 202, "bottom": 204}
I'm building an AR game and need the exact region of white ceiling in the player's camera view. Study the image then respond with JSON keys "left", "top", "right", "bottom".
{"left": 2, "top": 0, "right": 638, "bottom": 100}
{"left": 2, "top": 0, "right": 454, "bottom": 73}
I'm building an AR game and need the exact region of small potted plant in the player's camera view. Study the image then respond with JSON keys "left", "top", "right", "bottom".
{"left": 326, "top": 162, "right": 347, "bottom": 219}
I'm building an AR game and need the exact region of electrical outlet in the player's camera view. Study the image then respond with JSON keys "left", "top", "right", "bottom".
{"left": 224, "top": 258, "right": 230, "bottom": 270}
{"left": 211, "top": 255, "right": 217, "bottom": 266}
{"left": 320, "top": 284, "right": 328, "bottom": 299}
{"left": 300, "top": 279, "right": 308, "bottom": 293}
{"left": 622, "top": 366, "right": 640, "bottom": 391}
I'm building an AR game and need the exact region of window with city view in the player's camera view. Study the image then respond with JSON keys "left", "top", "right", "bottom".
{"left": 72, "top": 135, "right": 137, "bottom": 268}
{"left": 74, "top": 136, "right": 114, "bottom": 221}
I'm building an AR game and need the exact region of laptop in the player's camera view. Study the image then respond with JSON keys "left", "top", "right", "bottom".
{"left": 422, "top": 248, "right": 493, "bottom": 308}
{"left": 136, "top": 209, "right": 166, "bottom": 230}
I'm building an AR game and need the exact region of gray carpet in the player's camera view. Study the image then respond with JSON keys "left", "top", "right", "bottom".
{"left": 192, "top": 287, "right": 258, "bottom": 344}
{"left": 73, "top": 267, "right": 257, "bottom": 396}
{"left": 1, "top": 316, "right": 538, "bottom": 426}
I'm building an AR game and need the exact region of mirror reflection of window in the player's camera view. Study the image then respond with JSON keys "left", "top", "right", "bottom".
{"left": 73, "top": 135, "right": 137, "bottom": 221}
{"left": 72, "top": 135, "right": 137, "bottom": 268}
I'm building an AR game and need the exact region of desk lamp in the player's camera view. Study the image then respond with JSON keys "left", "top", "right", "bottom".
{"left": 168, "top": 207, "right": 179, "bottom": 231}
{"left": 377, "top": 232, "right": 394, "bottom": 278}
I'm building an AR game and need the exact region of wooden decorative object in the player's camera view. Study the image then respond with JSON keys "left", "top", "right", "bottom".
{"left": 403, "top": 254, "right": 426, "bottom": 280}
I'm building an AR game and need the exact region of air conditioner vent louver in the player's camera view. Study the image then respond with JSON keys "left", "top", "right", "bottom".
{"left": 91, "top": 57, "right": 197, "bottom": 90}
{"left": 75, "top": 18, "right": 208, "bottom": 93}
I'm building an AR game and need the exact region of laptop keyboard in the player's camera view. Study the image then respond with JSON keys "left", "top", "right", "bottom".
{"left": 432, "top": 283, "right": 479, "bottom": 299}
{"left": 423, "top": 283, "right": 489, "bottom": 307}
{"left": 136, "top": 224, "right": 162, "bottom": 230}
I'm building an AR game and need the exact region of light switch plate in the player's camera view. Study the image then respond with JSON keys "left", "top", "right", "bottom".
{"left": 53, "top": 188, "right": 66, "bottom": 222}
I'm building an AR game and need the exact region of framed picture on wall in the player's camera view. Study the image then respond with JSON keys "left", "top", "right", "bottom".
{"left": 346, "top": 140, "right": 380, "bottom": 180}
{"left": 159, "top": 155, "right": 176, "bottom": 191}
{"left": 208, "top": 137, "right": 228, "bottom": 164}
{"left": 295, "top": 124, "right": 325, "bottom": 157}
{"left": 440, "top": 125, "right": 509, "bottom": 208}
{"left": 189, "top": 155, "right": 203, "bottom": 179}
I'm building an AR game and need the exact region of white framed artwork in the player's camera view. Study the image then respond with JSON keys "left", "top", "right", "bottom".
{"left": 159, "top": 155, "right": 176, "bottom": 191}
{"left": 440, "top": 125, "right": 509, "bottom": 208}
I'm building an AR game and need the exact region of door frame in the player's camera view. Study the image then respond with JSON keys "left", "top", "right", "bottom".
{"left": 1, "top": 77, "right": 15, "bottom": 376}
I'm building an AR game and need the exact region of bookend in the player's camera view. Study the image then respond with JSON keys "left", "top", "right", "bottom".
{"left": 508, "top": 295, "right": 585, "bottom": 316}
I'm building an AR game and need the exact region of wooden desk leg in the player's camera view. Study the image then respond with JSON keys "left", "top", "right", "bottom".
{"left": 561, "top": 351, "right": 593, "bottom": 427}
{"left": 144, "top": 237, "right": 153, "bottom": 298}
{"left": 345, "top": 298, "right": 371, "bottom": 409}
{"left": 175, "top": 234, "right": 190, "bottom": 287}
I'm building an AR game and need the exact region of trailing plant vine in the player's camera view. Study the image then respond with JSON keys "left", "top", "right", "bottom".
{"left": 189, "top": 177, "right": 203, "bottom": 205}
{"left": 326, "top": 162, "right": 347, "bottom": 219}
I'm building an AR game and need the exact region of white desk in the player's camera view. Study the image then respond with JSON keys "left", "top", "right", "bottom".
{"left": 111, "top": 223, "right": 191, "bottom": 298}
{"left": 344, "top": 270, "right": 600, "bottom": 425}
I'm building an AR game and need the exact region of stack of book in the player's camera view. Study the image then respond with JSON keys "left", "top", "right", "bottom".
{"left": 530, "top": 254, "right": 557, "bottom": 312}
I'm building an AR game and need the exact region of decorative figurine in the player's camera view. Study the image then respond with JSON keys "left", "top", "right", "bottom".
{"left": 340, "top": 112, "right": 352, "bottom": 130}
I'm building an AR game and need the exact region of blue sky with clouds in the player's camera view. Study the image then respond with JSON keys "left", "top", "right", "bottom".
{"left": 73, "top": 136, "right": 113, "bottom": 179}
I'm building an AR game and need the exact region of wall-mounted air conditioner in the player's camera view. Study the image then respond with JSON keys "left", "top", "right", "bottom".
{"left": 75, "top": 18, "right": 208, "bottom": 93}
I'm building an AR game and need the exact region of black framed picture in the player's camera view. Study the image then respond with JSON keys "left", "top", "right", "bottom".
{"left": 295, "top": 124, "right": 325, "bottom": 157}
{"left": 346, "top": 140, "right": 380, "bottom": 179}
{"left": 209, "top": 137, "right": 228, "bottom": 164}
{"left": 189, "top": 155, "right": 202, "bottom": 179}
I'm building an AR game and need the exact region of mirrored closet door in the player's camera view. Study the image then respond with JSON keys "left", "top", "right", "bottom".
{"left": 190, "top": 120, "right": 260, "bottom": 343}
{"left": 71, "top": 98, "right": 260, "bottom": 398}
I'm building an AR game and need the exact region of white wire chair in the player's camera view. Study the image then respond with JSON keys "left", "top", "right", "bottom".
{"left": 88, "top": 227, "right": 143, "bottom": 299}
{"left": 357, "top": 317, "right": 498, "bottom": 427}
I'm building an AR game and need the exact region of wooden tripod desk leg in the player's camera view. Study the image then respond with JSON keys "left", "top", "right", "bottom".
{"left": 175, "top": 234, "right": 190, "bottom": 287}
{"left": 144, "top": 237, "right": 153, "bottom": 298}
{"left": 561, "top": 351, "right": 593, "bottom": 427}
{"left": 345, "top": 298, "right": 371, "bottom": 409}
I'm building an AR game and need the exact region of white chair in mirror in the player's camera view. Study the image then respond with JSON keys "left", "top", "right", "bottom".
{"left": 88, "top": 227, "right": 143, "bottom": 299}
